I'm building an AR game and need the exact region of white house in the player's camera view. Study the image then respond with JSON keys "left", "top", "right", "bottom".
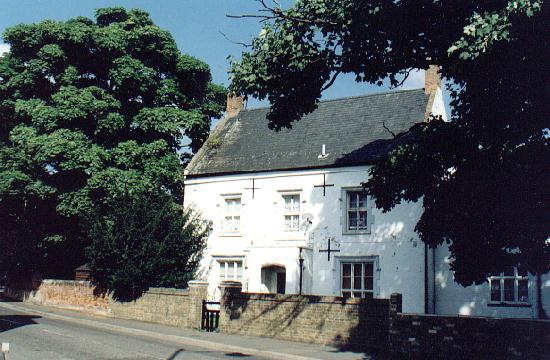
{"left": 183, "top": 68, "right": 549, "bottom": 318}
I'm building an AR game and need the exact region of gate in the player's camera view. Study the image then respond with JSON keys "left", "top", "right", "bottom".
{"left": 201, "top": 300, "right": 220, "bottom": 332}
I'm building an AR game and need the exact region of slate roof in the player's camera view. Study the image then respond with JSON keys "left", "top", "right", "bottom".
{"left": 186, "top": 88, "right": 428, "bottom": 177}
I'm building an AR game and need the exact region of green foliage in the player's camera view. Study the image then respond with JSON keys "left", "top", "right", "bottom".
{"left": 0, "top": 7, "right": 225, "bottom": 282}
{"left": 230, "top": 1, "right": 549, "bottom": 286}
{"left": 85, "top": 190, "right": 209, "bottom": 301}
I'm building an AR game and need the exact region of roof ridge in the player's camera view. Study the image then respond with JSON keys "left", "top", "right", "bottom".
{"left": 243, "top": 87, "right": 424, "bottom": 112}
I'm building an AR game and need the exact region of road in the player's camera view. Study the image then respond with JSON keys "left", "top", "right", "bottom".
{"left": 0, "top": 302, "right": 268, "bottom": 360}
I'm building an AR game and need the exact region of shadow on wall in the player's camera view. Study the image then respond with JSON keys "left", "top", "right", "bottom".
{"left": 222, "top": 288, "right": 393, "bottom": 357}
{"left": 223, "top": 290, "right": 326, "bottom": 335}
{"left": 337, "top": 302, "right": 391, "bottom": 354}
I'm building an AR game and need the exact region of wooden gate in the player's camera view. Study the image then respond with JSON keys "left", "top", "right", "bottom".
{"left": 201, "top": 300, "right": 220, "bottom": 332}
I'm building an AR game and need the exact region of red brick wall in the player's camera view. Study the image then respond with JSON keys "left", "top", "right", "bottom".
{"left": 5, "top": 280, "right": 208, "bottom": 329}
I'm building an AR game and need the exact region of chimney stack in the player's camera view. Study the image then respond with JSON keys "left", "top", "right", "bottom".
{"left": 425, "top": 65, "right": 441, "bottom": 95}
{"left": 226, "top": 93, "right": 245, "bottom": 118}
{"left": 424, "top": 65, "right": 442, "bottom": 121}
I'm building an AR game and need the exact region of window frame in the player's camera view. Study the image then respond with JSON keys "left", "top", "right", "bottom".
{"left": 222, "top": 195, "right": 242, "bottom": 235}
{"left": 488, "top": 267, "right": 530, "bottom": 305}
{"left": 282, "top": 193, "right": 301, "bottom": 232}
{"left": 341, "top": 188, "right": 373, "bottom": 235}
{"left": 340, "top": 260, "right": 376, "bottom": 299}
{"left": 218, "top": 259, "right": 244, "bottom": 283}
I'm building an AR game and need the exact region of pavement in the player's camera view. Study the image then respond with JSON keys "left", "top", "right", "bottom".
{"left": 0, "top": 299, "right": 377, "bottom": 360}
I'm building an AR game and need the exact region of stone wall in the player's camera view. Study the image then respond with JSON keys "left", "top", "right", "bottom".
{"left": 5, "top": 279, "right": 207, "bottom": 329}
{"left": 219, "top": 283, "right": 393, "bottom": 349}
{"left": 389, "top": 313, "right": 550, "bottom": 360}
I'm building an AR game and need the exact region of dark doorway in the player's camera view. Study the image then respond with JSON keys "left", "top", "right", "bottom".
{"left": 261, "top": 265, "right": 286, "bottom": 294}
{"left": 276, "top": 272, "right": 286, "bottom": 294}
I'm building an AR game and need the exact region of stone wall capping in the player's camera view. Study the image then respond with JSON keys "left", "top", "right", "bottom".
{"left": 188, "top": 280, "right": 209, "bottom": 287}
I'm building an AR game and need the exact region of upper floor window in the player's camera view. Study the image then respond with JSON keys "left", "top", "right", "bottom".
{"left": 224, "top": 197, "right": 241, "bottom": 234}
{"left": 489, "top": 267, "right": 529, "bottom": 304}
{"left": 341, "top": 261, "right": 374, "bottom": 299}
{"left": 283, "top": 194, "right": 300, "bottom": 231}
{"left": 344, "top": 190, "right": 369, "bottom": 233}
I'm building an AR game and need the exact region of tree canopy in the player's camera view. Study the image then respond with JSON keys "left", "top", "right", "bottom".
{"left": 229, "top": 0, "right": 549, "bottom": 288}
{"left": 0, "top": 7, "right": 225, "bottom": 282}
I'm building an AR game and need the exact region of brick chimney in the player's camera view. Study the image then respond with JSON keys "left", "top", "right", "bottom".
{"left": 425, "top": 65, "right": 441, "bottom": 95}
{"left": 424, "top": 65, "right": 441, "bottom": 121}
{"left": 226, "top": 93, "right": 245, "bottom": 118}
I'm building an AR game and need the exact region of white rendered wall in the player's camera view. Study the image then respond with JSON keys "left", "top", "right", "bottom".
{"left": 434, "top": 244, "right": 550, "bottom": 318}
{"left": 184, "top": 166, "right": 427, "bottom": 313}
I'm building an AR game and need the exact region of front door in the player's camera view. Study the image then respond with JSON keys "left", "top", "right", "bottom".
{"left": 276, "top": 272, "right": 286, "bottom": 294}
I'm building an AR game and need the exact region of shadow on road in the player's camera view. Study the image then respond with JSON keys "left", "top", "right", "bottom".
{"left": 0, "top": 315, "right": 41, "bottom": 333}
{"left": 166, "top": 348, "right": 184, "bottom": 360}
{"left": 225, "top": 353, "right": 252, "bottom": 357}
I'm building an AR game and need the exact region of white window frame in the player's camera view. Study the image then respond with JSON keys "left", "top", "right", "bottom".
{"left": 338, "top": 254, "right": 382, "bottom": 299}
{"left": 218, "top": 259, "right": 244, "bottom": 283}
{"left": 339, "top": 259, "right": 377, "bottom": 299}
{"left": 222, "top": 195, "right": 242, "bottom": 235}
{"left": 341, "top": 188, "right": 373, "bottom": 234}
{"left": 488, "top": 267, "right": 529, "bottom": 305}
{"left": 282, "top": 193, "right": 301, "bottom": 232}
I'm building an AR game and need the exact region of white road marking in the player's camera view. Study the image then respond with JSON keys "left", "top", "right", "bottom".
{"left": 42, "top": 329, "right": 75, "bottom": 338}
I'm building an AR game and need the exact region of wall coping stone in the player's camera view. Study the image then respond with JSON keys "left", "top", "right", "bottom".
{"left": 41, "top": 279, "right": 91, "bottom": 285}
{"left": 235, "top": 292, "right": 389, "bottom": 306}
{"left": 188, "top": 280, "right": 209, "bottom": 287}
{"left": 146, "top": 287, "right": 189, "bottom": 296}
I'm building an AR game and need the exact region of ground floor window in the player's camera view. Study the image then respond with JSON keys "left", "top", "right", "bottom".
{"left": 489, "top": 267, "right": 529, "bottom": 303}
{"left": 341, "top": 262, "right": 374, "bottom": 299}
{"left": 219, "top": 260, "right": 243, "bottom": 282}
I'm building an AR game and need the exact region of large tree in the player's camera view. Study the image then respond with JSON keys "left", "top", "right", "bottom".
{"left": 229, "top": 1, "right": 549, "bottom": 315}
{"left": 85, "top": 190, "right": 208, "bottom": 301}
{"left": 0, "top": 7, "right": 225, "bottom": 282}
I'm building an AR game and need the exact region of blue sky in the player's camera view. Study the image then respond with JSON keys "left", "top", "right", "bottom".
{"left": 0, "top": 0, "right": 446, "bottom": 111}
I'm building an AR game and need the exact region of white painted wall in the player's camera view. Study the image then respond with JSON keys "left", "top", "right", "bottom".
{"left": 184, "top": 166, "right": 427, "bottom": 313}
{"left": 184, "top": 165, "right": 548, "bottom": 318}
{"left": 434, "top": 244, "right": 550, "bottom": 318}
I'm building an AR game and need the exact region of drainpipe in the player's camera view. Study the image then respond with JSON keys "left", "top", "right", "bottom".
{"left": 424, "top": 243, "right": 429, "bottom": 314}
{"left": 299, "top": 248, "right": 304, "bottom": 295}
{"left": 432, "top": 247, "right": 436, "bottom": 314}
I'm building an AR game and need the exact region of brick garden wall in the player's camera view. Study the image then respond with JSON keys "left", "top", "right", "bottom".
{"left": 389, "top": 313, "right": 550, "bottom": 360}
{"left": 219, "top": 283, "right": 392, "bottom": 348}
{"left": 5, "top": 279, "right": 207, "bottom": 329}
{"left": 6, "top": 280, "right": 550, "bottom": 359}
{"left": 5, "top": 280, "right": 110, "bottom": 314}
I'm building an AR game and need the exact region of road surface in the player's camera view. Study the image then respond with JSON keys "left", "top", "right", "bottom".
{"left": 0, "top": 301, "right": 269, "bottom": 360}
